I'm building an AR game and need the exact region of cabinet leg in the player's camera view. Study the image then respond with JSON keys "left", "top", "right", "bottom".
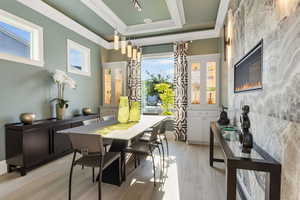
{"left": 209, "top": 128, "right": 214, "bottom": 167}
{"left": 20, "top": 168, "right": 27, "bottom": 176}
{"left": 7, "top": 165, "right": 13, "bottom": 173}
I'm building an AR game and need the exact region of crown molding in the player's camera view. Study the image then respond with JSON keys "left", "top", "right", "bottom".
{"left": 16, "top": 0, "right": 229, "bottom": 49}
{"left": 16, "top": 0, "right": 112, "bottom": 49}
{"left": 81, "top": 0, "right": 185, "bottom": 35}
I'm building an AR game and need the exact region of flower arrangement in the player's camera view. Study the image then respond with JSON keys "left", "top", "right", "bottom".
{"left": 51, "top": 70, "right": 76, "bottom": 119}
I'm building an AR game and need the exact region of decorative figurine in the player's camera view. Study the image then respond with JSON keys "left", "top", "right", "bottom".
{"left": 239, "top": 105, "right": 253, "bottom": 158}
{"left": 218, "top": 105, "right": 230, "bottom": 125}
{"left": 20, "top": 113, "right": 36, "bottom": 125}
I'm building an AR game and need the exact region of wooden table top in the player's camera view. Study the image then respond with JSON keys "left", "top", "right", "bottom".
{"left": 58, "top": 115, "right": 168, "bottom": 141}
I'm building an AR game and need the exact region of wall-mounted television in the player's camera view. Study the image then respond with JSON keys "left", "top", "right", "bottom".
{"left": 234, "top": 40, "right": 263, "bottom": 93}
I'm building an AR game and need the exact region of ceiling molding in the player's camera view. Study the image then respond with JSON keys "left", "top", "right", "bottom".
{"left": 215, "top": 0, "right": 230, "bottom": 32}
{"left": 16, "top": 0, "right": 229, "bottom": 49}
{"left": 16, "top": 0, "right": 112, "bottom": 49}
{"left": 165, "top": 0, "right": 185, "bottom": 27}
{"left": 81, "top": 0, "right": 185, "bottom": 35}
{"left": 81, "top": 0, "right": 127, "bottom": 33}
{"left": 129, "top": 29, "right": 219, "bottom": 46}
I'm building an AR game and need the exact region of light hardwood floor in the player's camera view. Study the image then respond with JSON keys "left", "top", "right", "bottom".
{"left": 0, "top": 135, "right": 230, "bottom": 200}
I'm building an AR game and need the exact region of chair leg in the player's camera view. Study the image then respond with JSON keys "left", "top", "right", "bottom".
{"left": 150, "top": 152, "right": 156, "bottom": 187}
{"left": 164, "top": 133, "right": 169, "bottom": 158}
{"left": 160, "top": 142, "right": 165, "bottom": 169}
{"left": 98, "top": 158, "right": 104, "bottom": 200}
{"left": 69, "top": 152, "right": 76, "bottom": 200}
{"left": 134, "top": 154, "right": 137, "bottom": 169}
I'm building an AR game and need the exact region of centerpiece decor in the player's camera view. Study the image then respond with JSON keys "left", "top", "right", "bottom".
{"left": 51, "top": 69, "right": 76, "bottom": 120}
{"left": 129, "top": 101, "right": 140, "bottom": 122}
{"left": 117, "top": 96, "right": 130, "bottom": 123}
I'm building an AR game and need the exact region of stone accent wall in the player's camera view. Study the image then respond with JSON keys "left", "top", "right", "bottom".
{"left": 224, "top": 0, "right": 300, "bottom": 199}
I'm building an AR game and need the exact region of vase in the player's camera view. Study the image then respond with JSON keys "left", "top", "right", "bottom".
{"left": 129, "top": 101, "right": 140, "bottom": 122}
{"left": 19, "top": 113, "right": 36, "bottom": 125}
{"left": 56, "top": 104, "right": 66, "bottom": 120}
{"left": 117, "top": 96, "right": 129, "bottom": 123}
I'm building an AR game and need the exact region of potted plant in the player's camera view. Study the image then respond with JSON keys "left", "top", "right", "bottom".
{"left": 51, "top": 69, "right": 76, "bottom": 120}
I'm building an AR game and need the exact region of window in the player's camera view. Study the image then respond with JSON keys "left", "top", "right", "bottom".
{"left": 67, "top": 39, "right": 91, "bottom": 76}
{"left": 141, "top": 54, "right": 175, "bottom": 114}
{"left": 0, "top": 9, "right": 44, "bottom": 67}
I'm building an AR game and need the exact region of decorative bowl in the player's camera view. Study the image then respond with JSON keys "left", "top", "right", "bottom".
{"left": 20, "top": 113, "right": 36, "bottom": 125}
{"left": 82, "top": 108, "right": 93, "bottom": 115}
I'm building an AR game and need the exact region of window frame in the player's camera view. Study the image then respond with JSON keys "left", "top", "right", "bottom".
{"left": 0, "top": 9, "right": 44, "bottom": 67}
{"left": 67, "top": 39, "right": 91, "bottom": 77}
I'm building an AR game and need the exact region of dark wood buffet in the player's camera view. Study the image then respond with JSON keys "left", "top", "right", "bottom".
{"left": 5, "top": 115, "right": 99, "bottom": 176}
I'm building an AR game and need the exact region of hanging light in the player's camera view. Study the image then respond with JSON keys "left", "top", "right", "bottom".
{"left": 132, "top": 46, "right": 137, "bottom": 61}
{"left": 121, "top": 36, "right": 127, "bottom": 54}
{"left": 137, "top": 47, "right": 142, "bottom": 62}
{"left": 114, "top": 30, "right": 119, "bottom": 50}
{"left": 127, "top": 41, "right": 132, "bottom": 58}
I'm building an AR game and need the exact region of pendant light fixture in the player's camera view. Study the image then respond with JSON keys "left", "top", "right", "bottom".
{"left": 127, "top": 41, "right": 132, "bottom": 58}
{"left": 132, "top": 46, "right": 137, "bottom": 61}
{"left": 121, "top": 36, "right": 127, "bottom": 54}
{"left": 114, "top": 30, "right": 119, "bottom": 50}
{"left": 137, "top": 47, "right": 142, "bottom": 62}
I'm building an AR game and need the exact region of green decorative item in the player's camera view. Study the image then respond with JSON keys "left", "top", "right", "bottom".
{"left": 118, "top": 96, "right": 130, "bottom": 123}
{"left": 129, "top": 101, "right": 140, "bottom": 122}
{"left": 155, "top": 83, "right": 175, "bottom": 115}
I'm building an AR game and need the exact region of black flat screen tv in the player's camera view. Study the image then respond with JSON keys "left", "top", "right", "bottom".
{"left": 234, "top": 40, "right": 263, "bottom": 93}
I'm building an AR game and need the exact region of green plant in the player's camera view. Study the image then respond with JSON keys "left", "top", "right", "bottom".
{"left": 155, "top": 83, "right": 174, "bottom": 115}
{"left": 145, "top": 71, "right": 172, "bottom": 97}
{"left": 50, "top": 98, "right": 69, "bottom": 109}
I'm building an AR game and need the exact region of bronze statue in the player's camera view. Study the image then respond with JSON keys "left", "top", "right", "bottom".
{"left": 218, "top": 105, "right": 230, "bottom": 125}
{"left": 239, "top": 105, "right": 253, "bottom": 157}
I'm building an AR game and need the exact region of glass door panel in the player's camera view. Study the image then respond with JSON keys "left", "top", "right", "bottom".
{"left": 104, "top": 68, "right": 112, "bottom": 105}
{"left": 114, "top": 68, "right": 123, "bottom": 105}
{"left": 191, "top": 63, "right": 201, "bottom": 104}
{"left": 206, "top": 62, "right": 217, "bottom": 104}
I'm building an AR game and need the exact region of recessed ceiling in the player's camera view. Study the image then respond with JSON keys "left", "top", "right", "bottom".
{"left": 103, "top": 0, "right": 171, "bottom": 26}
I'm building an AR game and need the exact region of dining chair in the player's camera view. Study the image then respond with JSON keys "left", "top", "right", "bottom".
{"left": 124, "top": 122, "right": 162, "bottom": 186}
{"left": 66, "top": 133, "right": 121, "bottom": 200}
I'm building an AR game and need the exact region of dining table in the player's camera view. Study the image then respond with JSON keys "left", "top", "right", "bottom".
{"left": 58, "top": 115, "right": 168, "bottom": 186}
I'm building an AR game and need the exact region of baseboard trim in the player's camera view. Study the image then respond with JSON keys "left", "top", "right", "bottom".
{"left": 186, "top": 140, "right": 219, "bottom": 146}
{"left": 0, "top": 160, "right": 7, "bottom": 175}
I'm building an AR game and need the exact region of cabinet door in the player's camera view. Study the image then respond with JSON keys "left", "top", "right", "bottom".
{"left": 52, "top": 124, "right": 72, "bottom": 155}
{"left": 23, "top": 128, "right": 50, "bottom": 167}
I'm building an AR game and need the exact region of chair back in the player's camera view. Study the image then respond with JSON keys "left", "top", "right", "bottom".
{"left": 150, "top": 122, "right": 161, "bottom": 142}
{"left": 66, "top": 133, "right": 104, "bottom": 155}
{"left": 83, "top": 118, "right": 100, "bottom": 126}
{"left": 159, "top": 120, "right": 167, "bottom": 134}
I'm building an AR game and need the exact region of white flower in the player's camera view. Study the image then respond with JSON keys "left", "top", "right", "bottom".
{"left": 53, "top": 69, "right": 68, "bottom": 84}
{"left": 64, "top": 76, "right": 77, "bottom": 89}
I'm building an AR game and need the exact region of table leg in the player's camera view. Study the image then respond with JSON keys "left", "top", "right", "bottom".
{"left": 121, "top": 151, "right": 126, "bottom": 181}
{"left": 226, "top": 166, "right": 237, "bottom": 200}
{"left": 265, "top": 168, "right": 281, "bottom": 200}
{"left": 209, "top": 127, "right": 214, "bottom": 167}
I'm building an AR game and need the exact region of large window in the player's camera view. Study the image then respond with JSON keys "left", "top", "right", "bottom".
{"left": 0, "top": 9, "right": 44, "bottom": 67}
{"left": 141, "top": 55, "right": 174, "bottom": 114}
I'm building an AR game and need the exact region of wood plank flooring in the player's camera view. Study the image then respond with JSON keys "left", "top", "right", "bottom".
{"left": 0, "top": 134, "right": 230, "bottom": 200}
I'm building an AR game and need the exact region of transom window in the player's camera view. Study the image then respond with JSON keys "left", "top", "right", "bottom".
{"left": 0, "top": 9, "right": 44, "bottom": 67}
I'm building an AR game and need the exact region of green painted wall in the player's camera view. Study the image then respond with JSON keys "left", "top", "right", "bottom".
{"left": 0, "top": 1, "right": 102, "bottom": 161}
{"left": 189, "top": 38, "right": 220, "bottom": 55}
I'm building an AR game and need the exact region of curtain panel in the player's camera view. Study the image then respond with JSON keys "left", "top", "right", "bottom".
{"left": 174, "top": 42, "right": 189, "bottom": 141}
{"left": 127, "top": 60, "right": 141, "bottom": 104}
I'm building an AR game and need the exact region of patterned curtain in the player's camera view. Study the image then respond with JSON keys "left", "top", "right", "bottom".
{"left": 127, "top": 60, "right": 141, "bottom": 104}
{"left": 174, "top": 42, "right": 189, "bottom": 141}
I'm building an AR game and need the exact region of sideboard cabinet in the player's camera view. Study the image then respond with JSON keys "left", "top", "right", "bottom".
{"left": 5, "top": 115, "right": 98, "bottom": 176}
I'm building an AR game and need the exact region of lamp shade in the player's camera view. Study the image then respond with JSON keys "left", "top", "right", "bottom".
{"left": 127, "top": 42, "right": 132, "bottom": 58}
{"left": 132, "top": 47, "right": 137, "bottom": 61}
{"left": 121, "top": 37, "right": 127, "bottom": 54}
{"left": 117, "top": 96, "right": 129, "bottom": 123}
{"left": 114, "top": 30, "right": 119, "bottom": 50}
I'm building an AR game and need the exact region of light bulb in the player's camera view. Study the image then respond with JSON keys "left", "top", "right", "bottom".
{"left": 114, "top": 30, "right": 119, "bottom": 50}
{"left": 127, "top": 42, "right": 132, "bottom": 58}
{"left": 132, "top": 47, "right": 137, "bottom": 61}
{"left": 121, "top": 37, "right": 127, "bottom": 54}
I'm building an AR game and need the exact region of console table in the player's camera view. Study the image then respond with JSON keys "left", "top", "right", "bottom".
{"left": 209, "top": 122, "right": 281, "bottom": 200}
{"left": 5, "top": 115, "right": 98, "bottom": 176}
